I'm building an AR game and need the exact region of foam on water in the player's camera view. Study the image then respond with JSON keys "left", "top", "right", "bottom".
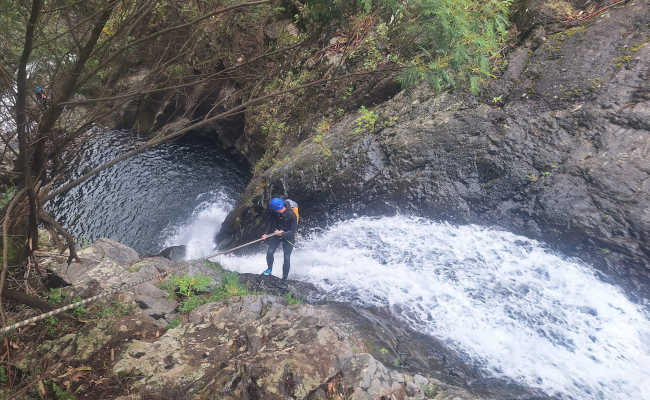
{"left": 161, "top": 191, "right": 233, "bottom": 260}
{"left": 171, "top": 212, "right": 650, "bottom": 400}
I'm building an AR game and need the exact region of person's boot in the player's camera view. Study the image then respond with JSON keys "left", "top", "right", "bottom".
{"left": 262, "top": 268, "right": 273, "bottom": 275}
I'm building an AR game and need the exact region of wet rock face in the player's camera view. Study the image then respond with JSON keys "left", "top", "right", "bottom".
{"left": 221, "top": 1, "right": 650, "bottom": 290}
{"left": 113, "top": 295, "right": 485, "bottom": 400}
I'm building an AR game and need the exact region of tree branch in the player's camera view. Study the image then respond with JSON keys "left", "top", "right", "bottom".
{"left": 78, "top": 0, "right": 271, "bottom": 87}
{"left": 0, "top": 189, "right": 26, "bottom": 324}
{"left": 42, "top": 67, "right": 401, "bottom": 203}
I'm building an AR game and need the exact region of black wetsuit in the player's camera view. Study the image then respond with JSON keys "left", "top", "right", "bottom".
{"left": 263, "top": 202, "right": 297, "bottom": 280}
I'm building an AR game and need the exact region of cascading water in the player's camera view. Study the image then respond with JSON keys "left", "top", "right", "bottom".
{"left": 48, "top": 130, "right": 650, "bottom": 400}
{"left": 172, "top": 213, "right": 650, "bottom": 400}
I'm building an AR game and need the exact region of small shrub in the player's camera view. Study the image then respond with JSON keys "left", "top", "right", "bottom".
{"left": 71, "top": 297, "right": 89, "bottom": 318}
{"left": 317, "top": 118, "right": 331, "bottom": 135}
{"left": 52, "top": 382, "right": 76, "bottom": 400}
{"left": 285, "top": 292, "right": 302, "bottom": 305}
{"left": 354, "top": 106, "right": 378, "bottom": 134}
{"left": 47, "top": 288, "right": 65, "bottom": 305}
{"left": 166, "top": 318, "right": 181, "bottom": 329}
{"left": 172, "top": 274, "right": 212, "bottom": 298}
{"left": 179, "top": 295, "right": 207, "bottom": 313}
{"left": 423, "top": 383, "right": 439, "bottom": 398}
{"left": 99, "top": 300, "right": 134, "bottom": 317}
{"left": 45, "top": 316, "right": 59, "bottom": 336}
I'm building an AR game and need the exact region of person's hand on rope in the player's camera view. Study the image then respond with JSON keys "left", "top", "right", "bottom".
{"left": 261, "top": 231, "right": 282, "bottom": 239}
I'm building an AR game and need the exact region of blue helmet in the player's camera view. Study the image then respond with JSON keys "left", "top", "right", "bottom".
{"left": 35, "top": 86, "right": 42, "bottom": 93}
{"left": 269, "top": 197, "right": 284, "bottom": 211}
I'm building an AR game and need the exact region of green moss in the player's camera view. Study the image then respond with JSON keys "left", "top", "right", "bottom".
{"left": 589, "top": 77, "right": 602, "bottom": 91}
{"left": 614, "top": 40, "right": 648, "bottom": 68}
{"left": 549, "top": 26, "right": 586, "bottom": 51}
{"left": 560, "top": 87, "right": 584, "bottom": 100}
{"left": 613, "top": 54, "right": 632, "bottom": 68}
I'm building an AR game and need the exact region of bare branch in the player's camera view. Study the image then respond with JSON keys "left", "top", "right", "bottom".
{"left": 78, "top": 0, "right": 271, "bottom": 87}
{"left": 60, "top": 40, "right": 305, "bottom": 106}
{"left": 43, "top": 67, "right": 401, "bottom": 203}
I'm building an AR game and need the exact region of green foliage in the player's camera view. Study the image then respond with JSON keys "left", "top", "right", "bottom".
{"left": 217, "top": 271, "right": 249, "bottom": 298}
{"left": 166, "top": 318, "right": 181, "bottom": 329}
{"left": 179, "top": 295, "right": 206, "bottom": 313}
{"left": 71, "top": 297, "right": 89, "bottom": 319}
{"left": 359, "top": 0, "right": 374, "bottom": 14}
{"left": 175, "top": 271, "right": 253, "bottom": 313}
{"left": 45, "top": 316, "right": 59, "bottom": 337}
{"left": 0, "top": 366, "right": 6, "bottom": 384}
{"left": 284, "top": 292, "right": 302, "bottom": 305}
{"left": 47, "top": 288, "right": 65, "bottom": 305}
{"left": 294, "top": 0, "right": 511, "bottom": 94}
{"left": 172, "top": 274, "right": 212, "bottom": 298}
{"left": 52, "top": 382, "right": 76, "bottom": 400}
{"left": 98, "top": 300, "right": 134, "bottom": 317}
{"left": 394, "top": 0, "right": 512, "bottom": 94}
{"left": 423, "top": 383, "right": 439, "bottom": 398}
{"left": 204, "top": 260, "right": 220, "bottom": 270}
{"left": 354, "top": 106, "right": 378, "bottom": 134}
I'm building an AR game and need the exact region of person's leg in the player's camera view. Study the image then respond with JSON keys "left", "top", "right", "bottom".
{"left": 282, "top": 239, "right": 294, "bottom": 280}
{"left": 266, "top": 237, "right": 281, "bottom": 271}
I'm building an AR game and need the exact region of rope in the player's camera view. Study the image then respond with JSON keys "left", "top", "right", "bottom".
{"left": 562, "top": 0, "right": 630, "bottom": 25}
{"left": 0, "top": 233, "right": 279, "bottom": 335}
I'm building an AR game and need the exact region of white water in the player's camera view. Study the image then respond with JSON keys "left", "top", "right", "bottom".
{"left": 164, "top": 211, "right": 650, "bottom": 400}
{"left": 161, "top": 190, "right": 233, "bottom": 259}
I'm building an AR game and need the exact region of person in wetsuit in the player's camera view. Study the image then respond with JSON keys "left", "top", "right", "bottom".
{"left": 261, "top": 197, "right": 297, "bottom": 280}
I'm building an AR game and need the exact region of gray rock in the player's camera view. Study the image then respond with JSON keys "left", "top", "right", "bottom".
{"left": 219, "top": 0, "right": 650, "bottom": 293}
{"left": 135, "top": 295, "right": 177, "bottom": 320}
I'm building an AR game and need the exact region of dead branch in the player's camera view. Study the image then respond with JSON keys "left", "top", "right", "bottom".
{"left": 78, "top": 0, "right": 271, "bottom": 88}
{"left": 38, "top": 209, "right": 79, "bottom": 265}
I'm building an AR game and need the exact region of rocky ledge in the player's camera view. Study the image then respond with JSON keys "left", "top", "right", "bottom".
{"left": 12, "top": 239, "right": 548, "bottom": 399}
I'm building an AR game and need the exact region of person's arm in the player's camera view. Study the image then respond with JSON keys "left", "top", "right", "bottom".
{"left": 282, "top": 210, "right": 297, "bottom": 239}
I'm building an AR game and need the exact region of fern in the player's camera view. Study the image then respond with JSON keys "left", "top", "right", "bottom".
{"left": 293, "top": 0, "right": 512, "bottom": 94}
{"left": 394, "top": 0, "right": 512, "bottom": 94}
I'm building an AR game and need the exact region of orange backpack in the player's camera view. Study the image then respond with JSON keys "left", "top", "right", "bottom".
{"left": 285, "top": 199, "right": 299, "bottom": 224}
